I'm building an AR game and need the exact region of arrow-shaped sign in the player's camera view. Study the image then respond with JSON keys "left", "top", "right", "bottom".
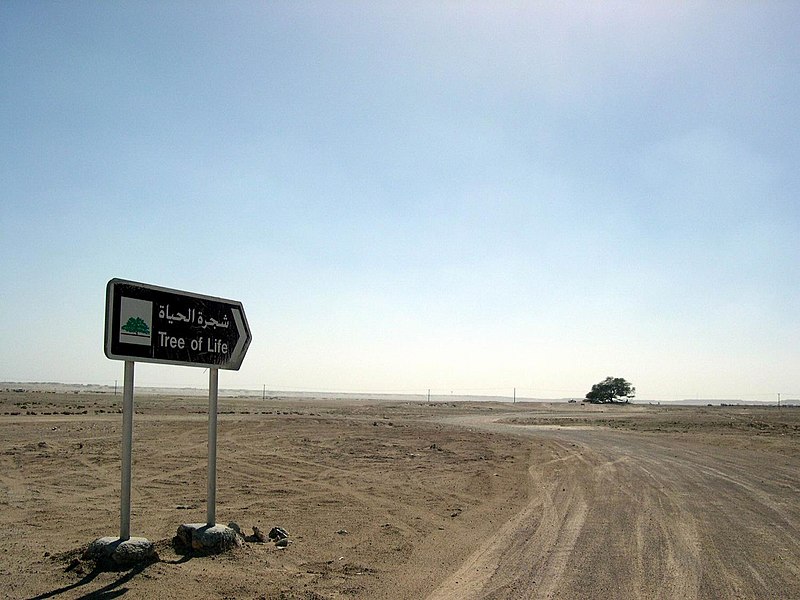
{"left": 105, "top": 279, "right": 252, "bottom": 370}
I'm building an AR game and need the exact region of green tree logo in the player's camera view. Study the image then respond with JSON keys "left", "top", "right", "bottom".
{"left": 121, "top": 317, "right": 150, "bottom": 337}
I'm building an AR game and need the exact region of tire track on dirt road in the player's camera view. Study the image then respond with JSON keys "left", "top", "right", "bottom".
{"left": 426, "top": 415, "right": 800, "bottom": 600}
{"left": 426, "top": 439, "right": 590, "bottom": 600}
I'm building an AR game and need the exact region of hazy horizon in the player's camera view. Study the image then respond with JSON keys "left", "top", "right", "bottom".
{"left": 2, "top": 379, "right": 795, "bottom": 406}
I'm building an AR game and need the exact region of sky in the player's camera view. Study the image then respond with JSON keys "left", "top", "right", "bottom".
{"left": 1, "top": 2, "right": 798, "bottom": 401}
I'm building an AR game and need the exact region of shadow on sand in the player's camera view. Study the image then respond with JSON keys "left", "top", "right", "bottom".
{"left": 27, "top": 559, "right": 151, "bottom": 600}
{"left": 27, "top": 536, "right": 198, "bottom": 600}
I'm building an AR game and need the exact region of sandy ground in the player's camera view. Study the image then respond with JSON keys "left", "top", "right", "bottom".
{"left": 0, "top": 390, "right": 798, "bottom": 599}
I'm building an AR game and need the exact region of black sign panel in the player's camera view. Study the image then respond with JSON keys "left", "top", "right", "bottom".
{"left": 105, "top": 279, "right": 251, "bottom": 370}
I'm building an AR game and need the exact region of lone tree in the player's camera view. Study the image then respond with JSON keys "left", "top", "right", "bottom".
{"left": 584, "top": 377, "right": 635, "bottom": 404}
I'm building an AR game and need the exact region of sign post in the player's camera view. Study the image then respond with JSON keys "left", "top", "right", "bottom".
{"left": 120, "top": 360, "right": 134, "bottom": 540}
{"left": 90, "top": 279, "right": 252, "bottom": 563}
{"left": 207, "top": 368, "right": 219, "bottom": 526}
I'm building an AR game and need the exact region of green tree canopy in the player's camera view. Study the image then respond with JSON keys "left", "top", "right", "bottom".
{"left": 584, "top": 377, "right": 635, "bottom": 404}
{"left": 121, "top": 316, "right": 150, "bottom": 336}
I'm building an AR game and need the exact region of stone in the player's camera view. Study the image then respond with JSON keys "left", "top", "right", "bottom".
{"left": 176, "top": 523, "right": 242, "bottom": 555}
{"left": 252, "top": 526, "right": 267, "bottom": 542}
{"left": 268, "top": 526, "right": 289, "bottom": 541}
{"left": 84, "top": 536, "right": 155, "bottom": 567}
{"left": 174, "top": 524, "right": 193, "bottom": 549}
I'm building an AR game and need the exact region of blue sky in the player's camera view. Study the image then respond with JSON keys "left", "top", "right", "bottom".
{"left": 1, "top": 2, "right": 798, "bottom": 400}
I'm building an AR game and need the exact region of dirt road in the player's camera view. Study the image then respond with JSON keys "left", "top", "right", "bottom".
{"left": 427, "top": 415, "right": 800, "bottom": 599}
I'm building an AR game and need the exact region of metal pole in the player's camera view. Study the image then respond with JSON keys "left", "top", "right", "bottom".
{"left": 120, "top": 361, "right": 134, "bottom": 540}
{"left": 207, "top": 368, "right": 219, "bottom": 526}
{"left": 513, "top": 387, "right": 516, "bottom": 404}
{"left": 427, "top": 388, "right": 430, "bottom": 402}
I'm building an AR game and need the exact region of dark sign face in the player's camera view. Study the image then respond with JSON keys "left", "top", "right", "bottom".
{"left": 105, "top": 279, "right": 251, "bottom": 370}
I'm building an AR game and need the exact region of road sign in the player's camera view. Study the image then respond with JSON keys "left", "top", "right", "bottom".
{"left": 105, "top": 278, "right": 251, "bottom": 370}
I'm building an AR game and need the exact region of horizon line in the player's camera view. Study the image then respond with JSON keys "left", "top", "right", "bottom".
{"left": 2, "top": 381, "right": 797, "bottom": 404}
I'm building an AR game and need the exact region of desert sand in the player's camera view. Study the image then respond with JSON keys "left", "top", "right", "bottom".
{"left": 1, "top": 387, "right": 798, "bottom": 599}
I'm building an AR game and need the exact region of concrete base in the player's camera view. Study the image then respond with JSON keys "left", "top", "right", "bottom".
{"left": 175, "top": 523, "right": 242, "bottom": 554}
{"left": 85, "top": 536, "right": 155, "bottom": 567}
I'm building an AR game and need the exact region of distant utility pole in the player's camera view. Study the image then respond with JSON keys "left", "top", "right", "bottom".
{"left": 114, "top": 380, "right": 117, "bottom": 396}
{"left": 262, "top": 384, "right": 266, "bottom": 401}
{"left": 778, "top": 393, "right": 781, "bottom": 408}
{"left": 513, "top": 387, "right": 516, "bottom": 404}
{"left": 427, "top": 389, "right": 430, "bottom": 402}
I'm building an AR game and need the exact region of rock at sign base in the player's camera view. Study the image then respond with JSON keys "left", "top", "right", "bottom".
{"left": 176, "top": 523, "right": 242, "bottom": 554}
{"left": 269, "top": 526, "right": 289, "bottom": 541}
{"left": 252, "top": 526, "right": 268, "bottom": 543}
{"left": 227, "top": 522, "right": 241, "bottom": 535}
{"left": 85, "top": 536, "right": 155, "bottom": 567}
